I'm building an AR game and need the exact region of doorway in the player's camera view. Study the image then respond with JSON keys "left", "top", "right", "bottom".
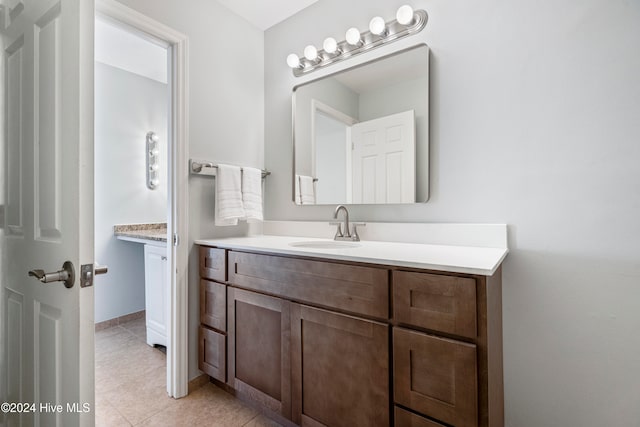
{"left": 311, "top": 100, "right": 358, "bottom": 204}
{"left": 93, "top": 12, "right": 171, "bottom": 414}
{"left": 95, "top": 0, "right": 189, "bottom": 400}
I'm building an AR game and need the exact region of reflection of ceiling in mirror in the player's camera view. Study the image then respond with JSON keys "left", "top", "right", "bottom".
{"left": 333, "top": 46, "right": 428, "bottom": 94}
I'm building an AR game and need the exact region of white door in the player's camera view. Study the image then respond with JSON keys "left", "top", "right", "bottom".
{"left": 351, "top": 110, "right": 416, "bottom": 204}
{"left": 2, "top": 0, "right": 95, "bottom": 426}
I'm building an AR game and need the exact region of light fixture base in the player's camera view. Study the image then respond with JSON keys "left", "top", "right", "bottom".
{"left": 292, "top": 9, "right": 428, "bottom": 77}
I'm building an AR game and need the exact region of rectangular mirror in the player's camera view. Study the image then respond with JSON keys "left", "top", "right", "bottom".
{"left": 293, "top": 44, "right": 429, "bottom": 205}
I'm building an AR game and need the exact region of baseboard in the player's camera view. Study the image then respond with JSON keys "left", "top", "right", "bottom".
{"left": 95, "top": 310, "right": 145, "bottom": 331}
{"left": 188, "top": 374, "right": 209, "bottom": 394}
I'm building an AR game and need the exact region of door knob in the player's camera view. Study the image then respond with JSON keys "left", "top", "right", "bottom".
{"left": 28, "top": 261, "right": 75, "bottom": 288}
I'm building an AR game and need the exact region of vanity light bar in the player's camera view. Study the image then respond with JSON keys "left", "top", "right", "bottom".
{"left": 146, "top": 131, "right": 160, "bottom": 190}
{"left": 287, "top": 5, "right": 428, "bottom": 77}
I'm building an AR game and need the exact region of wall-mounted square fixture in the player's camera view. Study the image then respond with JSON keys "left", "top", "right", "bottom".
{"left": 146, "top": 131, "right": 160, "bottom": 190}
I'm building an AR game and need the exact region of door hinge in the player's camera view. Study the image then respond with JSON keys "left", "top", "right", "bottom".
{"left": 173, "top": 233, "right": 179, "bottom": 247}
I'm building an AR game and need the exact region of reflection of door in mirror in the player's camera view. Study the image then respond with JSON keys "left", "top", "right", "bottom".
{"left": 352, "top": 110, "right": 415, "bottom": 203}
{"left": 312, "top": 101, "right": 357, "bottom": 204}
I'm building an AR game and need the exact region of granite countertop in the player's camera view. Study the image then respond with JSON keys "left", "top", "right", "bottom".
{"left": 114, "top": 223, "right": 168, "bottom": 243}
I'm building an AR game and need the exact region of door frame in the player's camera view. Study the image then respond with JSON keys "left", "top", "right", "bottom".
{"left": 310, "top": 100, "right": 358, "bottom": 202}
{"left": 95, "top": 0, "right": 189, "bottom": 398}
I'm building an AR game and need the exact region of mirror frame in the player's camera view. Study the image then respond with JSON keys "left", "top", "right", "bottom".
{"left": 292, "top": 43, "right": 430, "bottom": 206}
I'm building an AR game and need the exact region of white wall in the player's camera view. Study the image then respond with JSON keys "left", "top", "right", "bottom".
{"left": 115, "top": 0, "right": 265, "bottom": 381}
{"left": 265, "top": 0, "right": 640, "bottom": 426}
{"left": 94, "top": 62, "right": 168, "bottom": 323}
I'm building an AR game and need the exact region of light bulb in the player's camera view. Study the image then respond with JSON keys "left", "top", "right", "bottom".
{"left": 396, "top": 5, "right": 414, "bottom": 25}
{"left": 150, "top": 133, "right": 159, "bottom": 143}
{"left": 151, "top": 148, "right": 159, "bottom": 156}
{"left": 323, "top": 37, "right": 338, "bottom": 54}
{"left": 369, "top": 16, "right": 386, "bottom": 35}
{"left": 150, "top": 164, "right": 159, "bottom": 172}
{"left": 286, "top": 53, "right": 300, "bottom": 68}
{"left": 304, "top": 45, "right": 318, "bottom": 61}
{"left": 151, "top": 179, "right": 159, "bottom": 186}
{"left": 345, "top": 27, "right": 361, "bottom": 46}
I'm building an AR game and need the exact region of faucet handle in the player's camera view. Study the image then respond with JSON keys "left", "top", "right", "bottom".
{"left": 351, "top": 222, "right": 366, "bottom": 242}
{"left": 329, "top": 221, "right": 344, "bottom": 238}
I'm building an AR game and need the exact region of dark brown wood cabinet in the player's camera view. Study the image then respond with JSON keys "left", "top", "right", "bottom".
{"left": 394, "top": 327, "right": 477, "bottom": 427}
{"left": 394, "top": 407, "right": 447, "bottom": 427}
{"left": 198, "top": 245, "right": 503, "bottom": 427}
{"left": 291, "top": 304, "right": 389, "bottom": 427}
{"left": 228, "top": 251, "right": 389, "bottom": 319}
{"left": 199, "top": 246, "right": 226, "bottom": 282}
{"left": 227, "top": 287, "right": 292, "bottom": 420}
{"left": 198, "top": 326, "right": 226, "bottom": 382}
{"left": 198, "top": 248, "right": 228, "bottom": 384}
{"left": 200, "top": 279, "right": 226, "bottom": 332}
{"left": 393, "top": 271, "right": 477, "bottom": 339}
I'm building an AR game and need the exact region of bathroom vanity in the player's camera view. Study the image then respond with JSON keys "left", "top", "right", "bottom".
{"left": 114, "top": 223, "right": 168, "bottom": 347}
{"left": 196, "top": 232, "right": 506, "bottom": 427}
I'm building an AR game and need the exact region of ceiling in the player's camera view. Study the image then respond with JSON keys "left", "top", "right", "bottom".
{"left": 216, "top": 0, "right": 320, "bottom": 31}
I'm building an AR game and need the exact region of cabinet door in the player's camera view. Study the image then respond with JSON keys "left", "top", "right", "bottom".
{"left": 144, "top": 244, "right": 167, "bottom": 346}
{"left": 227, "top": 287, "right": 291, "bottom": 420}
{"left": 199, "top": 326, "right": 226, "bottom": 382}
{"left": 291, "top": 304, "right": 389, "bottom": 427}
{"left": 394, "top": 327, "right": 478, "bottom": 427}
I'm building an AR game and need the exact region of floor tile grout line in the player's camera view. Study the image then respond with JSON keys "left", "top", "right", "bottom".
{"left": 99, "top": 394, "right": 134, "bottom": 427}
{"left": 242, "top": 413, "right": 261, "bottom": 426}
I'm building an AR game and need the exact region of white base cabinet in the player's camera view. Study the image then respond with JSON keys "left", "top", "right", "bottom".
{"left": 144, "top": 243, "right": 168, "bottom": 347}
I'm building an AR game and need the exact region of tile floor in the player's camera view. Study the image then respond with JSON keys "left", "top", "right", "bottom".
{"left": 95, "top": 317, "right": 282, "bottom": 426}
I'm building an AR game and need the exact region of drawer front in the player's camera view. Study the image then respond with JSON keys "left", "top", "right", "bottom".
{"left": 394, "top": 327, "right": 477, "bottom": 427}
{"left": 228, "top": 251, "right": 389, "bottom": 319}
{"left": 200, "top": 280, "right": 226, "bottom": 332}
{"left": 393, "top": 271, "right": 477, "bottom": 339}
{"left": 395, "top": 407, "right": 447, "bottom": 427}
{"left": 199, "top": 246, "right": 226, "bottom": 282}
{"left": 199, "top": 326, "right": 226, "bottom": 383}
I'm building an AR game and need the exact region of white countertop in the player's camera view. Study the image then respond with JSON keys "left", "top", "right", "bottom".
{"left": 195, "top": 235, "right": 508, "bottom": 276}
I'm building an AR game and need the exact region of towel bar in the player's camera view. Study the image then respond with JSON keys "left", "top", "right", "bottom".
{"left": 190, "top": 159, "right": 270, "bottom": 179}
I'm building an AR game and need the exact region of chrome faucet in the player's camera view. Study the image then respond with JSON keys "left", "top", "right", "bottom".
{"left": 332, "top": 205, "right": 364, "bottom": 241}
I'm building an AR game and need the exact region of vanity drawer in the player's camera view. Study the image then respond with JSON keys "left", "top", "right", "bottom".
{"left": 395, "top": 406, "right": 447, "bottom": 427}
{"left": 199, "top": 247, "right": 226, "bottom": 282}
{"left": 393, "top": 327, "right": 477, "bottom": 427}
{"left": 393, "top": 271, "right": 477, "bottom": 339}
{"left": 228, "top": 251, "right": 389, "bottom": 319}
{"left": 200, "top": 280, "right": 226, "bottom": 332}
{"left": 199, "top": 326, "right": 226, "bottom": 383}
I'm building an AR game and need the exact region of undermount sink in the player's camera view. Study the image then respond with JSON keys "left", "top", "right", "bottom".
{"left": 289, "top": 240, "right": 361, "bottom": 249}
